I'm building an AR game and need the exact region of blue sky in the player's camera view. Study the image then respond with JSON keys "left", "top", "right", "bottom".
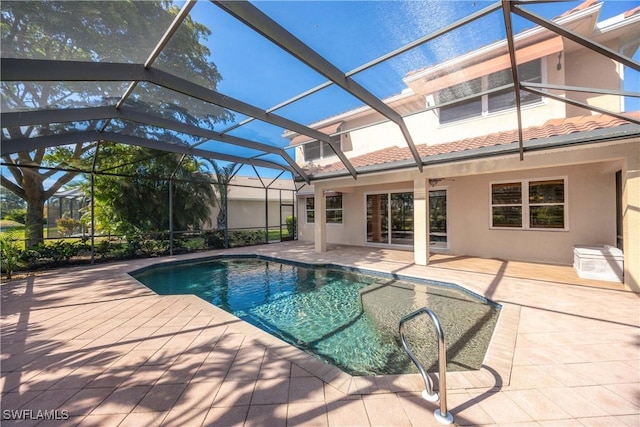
{"left": 186, "top": 0, "right": 639, "bottom": 172}
{"left": 4, "top": 1, "right": 638, "bottom": 186}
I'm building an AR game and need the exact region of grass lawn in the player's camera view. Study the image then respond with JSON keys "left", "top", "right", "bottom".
{"left": 0, "top": 219, "right": 25, "bottom": 230}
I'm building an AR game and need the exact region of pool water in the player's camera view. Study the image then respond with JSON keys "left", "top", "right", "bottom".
{"left": 133, "top": 257, "right": 499, "bottom": 376}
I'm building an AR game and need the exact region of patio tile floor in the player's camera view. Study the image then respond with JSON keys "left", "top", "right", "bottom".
{"left": 1, "top": 241, "right": 638, "bottom": 426}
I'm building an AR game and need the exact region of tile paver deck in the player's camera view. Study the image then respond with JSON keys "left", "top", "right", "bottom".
{"left": 1, "top": 241, "right": 638, "bottom": 426}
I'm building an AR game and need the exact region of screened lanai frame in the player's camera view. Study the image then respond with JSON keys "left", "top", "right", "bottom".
{"left": 2, "top": 0, "right": 639, "bottom": 179}
{"left": 2, "top": 0, "right": 640, "bottom": 248}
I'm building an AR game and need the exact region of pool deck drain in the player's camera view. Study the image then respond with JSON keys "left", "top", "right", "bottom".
{"left": 2, "top": 241, "right": 638, "bottom": 426}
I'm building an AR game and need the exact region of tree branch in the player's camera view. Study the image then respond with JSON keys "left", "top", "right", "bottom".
{"left": 34, "top": 147, "right": 46, "bottom": 164}
{"left": 0, "top": 175, "right": 26, "bottom": 199}
{"left": 2, "top": 154, "right": 25, "bottom": 184}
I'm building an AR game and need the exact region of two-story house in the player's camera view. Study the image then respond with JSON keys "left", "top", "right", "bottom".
{"left": 286, "top": 0, "right": 640, "bottom": 291}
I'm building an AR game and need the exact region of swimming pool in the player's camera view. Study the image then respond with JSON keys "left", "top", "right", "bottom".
{"left": 133, "top": 256, "right": 500, "bottom": 376}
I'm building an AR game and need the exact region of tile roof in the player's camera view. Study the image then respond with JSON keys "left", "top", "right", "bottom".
{"left": 306, "top": 113, "right": 639, "bottom": 175}
{"left": 557, "top": 0, "right": 599, "bottom": 19}
{"left": 624, "top": 5, "right": 640, "bottom": 19}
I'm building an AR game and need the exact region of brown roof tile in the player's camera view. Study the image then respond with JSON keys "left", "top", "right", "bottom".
{"left": 558, "top": 0, "right": 599, "bottom": 18}
{"left": 624, "top": 6, "right": 640, "bottom": 19}
{"left": 307, "top": 113, "right": 638, "bottom": 175}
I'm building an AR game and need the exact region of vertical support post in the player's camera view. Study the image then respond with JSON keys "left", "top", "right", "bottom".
{"left": 169, "top": 179, "right": 174, "bottom": 256}
{"left": 265, "top": 188, "right": 269, "bottom": 244}
{"left": 46, "top": 200, "right": 50, "bottom": 239}
{"left": 623, "top": 153, "right": 639, "bottom": 291}
{"left": 278, "top": 190, "right": 282, "bottom": 241}
{"left": 294, "top": 188, "right": 299, "bottom": 241}
{"left": 90, "top": 173, "right": 95, "bottom": 264}
{"left": 223, "top": 182, "right": 229, "bottom": 248}
{"left": 90, "top": 142, "right": 101, "bottom": 264}
{"left": 314, "top": 187, "right": 327, "bottom": 253}
{"left": 413, "top": 176, "right": 429, "bottom": 265}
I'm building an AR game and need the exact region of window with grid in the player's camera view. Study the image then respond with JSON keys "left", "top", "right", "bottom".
{"left": 491, "top": 178, "right": 566, "bottom": 230}
{"left": 305, "top": 197, "right": 315, "bottom": 223}
{"left": 305, "top": 195, "right": 343, "bottom": 224}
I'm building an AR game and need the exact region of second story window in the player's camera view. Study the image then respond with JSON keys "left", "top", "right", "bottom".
{"left": 303, "top": 136, "right": 341, "bottom": 162}
{"left": 439, "top": 59, "right": 542, "bottom": 124}
{"left": 439, "top": 78, "right": 482, "bottom": 124}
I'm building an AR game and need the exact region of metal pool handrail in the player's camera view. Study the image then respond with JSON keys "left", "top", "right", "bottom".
{"left": 399, "top": 307, "right": 454, "bottom": 425}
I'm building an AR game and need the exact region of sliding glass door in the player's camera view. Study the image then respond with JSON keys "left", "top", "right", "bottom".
{"left": 366, "top": 194, "right": 388, "bottom": 244}
{"left": 429, "top": 189, "right": 448, "bottom": 249}
{"left": 366, "top": 192, "right": 413, "bottom": 246}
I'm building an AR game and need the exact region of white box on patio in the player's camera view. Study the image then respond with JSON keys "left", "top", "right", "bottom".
{"left": 573, "top": 245, "right": 624, "bottom": 282}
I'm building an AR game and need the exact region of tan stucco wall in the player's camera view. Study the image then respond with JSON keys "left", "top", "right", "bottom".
{"left": 622, "top": 143, "right": 640, "bottom": 291}
{"left": 293, "top": 42, "right": 625, "bottom": 168}
{"left": 300, "top": 141, "right": 638, "bottom": 281}
{"left": 447, "top": 163, "right": 617, "bottom": 264}
{"left": 564, "top": 41, "right": 623, "bottom": 117}
{"left": 210, "top": 199, "right": 293, "bottom": 230}
{"left": 298, "top": 162, "right": 619, "bottom": 265}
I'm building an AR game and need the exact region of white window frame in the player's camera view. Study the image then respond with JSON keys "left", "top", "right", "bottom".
{"left": 305, "top": 195, "right": 343, "bottom": 224}
{"left": 489, "top": 176, "right": 568, "bottom": 231}
{"left": 305, "top": 197, "right": 315, "bottom": 224}
{"left": 429, "top": 186, "right": 449, "bottom": 251}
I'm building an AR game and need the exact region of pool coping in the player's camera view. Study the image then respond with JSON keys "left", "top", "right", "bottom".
{"left": 127, "top": 252, "right": 518, "bottom": 396}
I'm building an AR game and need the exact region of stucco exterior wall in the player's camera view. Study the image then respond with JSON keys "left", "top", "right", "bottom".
{"left": 564, "top": 41, "right": 623, "bottom": 117}
{"left": 293, "top": 51, "right": 577, "bottom": 167}
{"left": 291, "top": 37, "right": 628, "bottom": 168}
{"left": 297, "top": 161, "right": 621, "bottom": 266}
{"left": 447, "top": 163, "right": 618, "bottom": 264}
{"left": 210, "top": 199, "right": 293, "bottom": 230}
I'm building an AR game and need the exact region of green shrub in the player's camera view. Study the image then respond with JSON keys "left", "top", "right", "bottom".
{"left": 229, "top": 230, "right": 265, "bottom": 247}
{"left": 285, "top": 215, "right": 297, "bottom": 237}
{"left": 203, "top": 230, "right": 225, "bottom": 249}
{"left": 56, "top": 216, "right": 81, "bottom": 237}
{"left": 33, "top": 240, "right": 86, "bottom": 263}
{"left": 3, "top": 208, "right": 26, "bottom": 224}
{"left": 0, "top": 236, "right": 23, "bottom": 279}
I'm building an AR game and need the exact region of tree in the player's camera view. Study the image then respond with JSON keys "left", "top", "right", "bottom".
{"left": 1, "top": 1, "right": 231, "bottom": 247}
{"left": 88, "top": 146, "right": 216, "bottom": 235}
{"left": 209, "top": 161, "right": 238, "bottom": 230}
{"left": 0, "top": 188, "right": 26, "bottom": 221}
{"left": 0, "top": 188, "right": 25, "bottom": 211}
